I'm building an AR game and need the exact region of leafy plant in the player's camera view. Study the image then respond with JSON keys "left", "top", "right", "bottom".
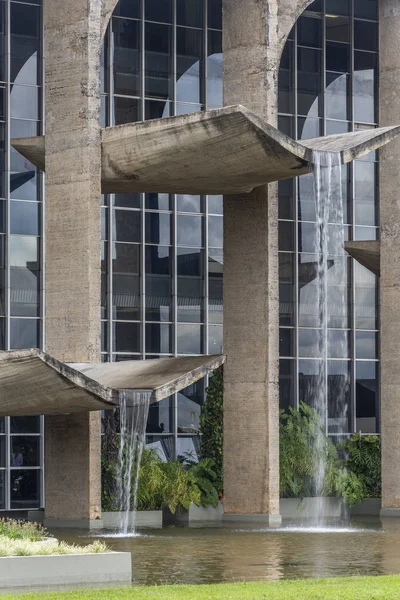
{"left": 200, "top": 368, "right": 224, "bottom": 493}
{"left": 280, "top": 403, "right": 368, "bottom": 507}
{"left": 0, "top": 519, "right": 48, "bottom": 542}
{"left": 341, "top": 434, "right": 381, "bottom": 498}
{"left": 185, "top": 458, "right": 220, "bottom": 508}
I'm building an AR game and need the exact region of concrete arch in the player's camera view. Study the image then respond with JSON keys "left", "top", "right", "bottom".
{"left": 101, "top": 0, "right": 120, "bottom": 41}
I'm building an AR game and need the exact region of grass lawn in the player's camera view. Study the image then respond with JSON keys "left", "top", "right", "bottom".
{"left": 3, "top": 576, "right": 400, "bottom": 600}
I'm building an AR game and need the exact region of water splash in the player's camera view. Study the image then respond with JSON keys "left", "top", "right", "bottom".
{"left": 116, "top": 391, "right": 151, "bottom": 535}
{"left": 311, "top": 151, "right": 349, "bottom": 524}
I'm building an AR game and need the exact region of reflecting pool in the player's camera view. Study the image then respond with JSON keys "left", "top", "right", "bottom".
{"left": 51, "top": 518, "right": 400, "bottom": 586}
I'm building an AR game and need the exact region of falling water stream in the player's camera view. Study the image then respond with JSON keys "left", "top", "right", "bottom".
{"left": 311, "top": 151, "right": 349, "bottom": 525}
{"left": 116, "top": 391, "right": 151, "bottom": 535}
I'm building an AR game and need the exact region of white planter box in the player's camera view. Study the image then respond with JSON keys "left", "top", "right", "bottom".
{"left": 102, "top": 511, "right": 163, "bottom": 529}
{"left": 280, "top": 497, "right": 344, "bottom": 519}
{"left": 176, "top": 502, "right": 224, "bottom": 524}
{"left": 0, "top": 552, "right": 131, "bottom": 588}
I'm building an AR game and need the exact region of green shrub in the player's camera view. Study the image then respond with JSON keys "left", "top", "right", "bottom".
{"left": 280, "top": 403, "right": 367, "bottom": 507}
{"left": 341, "top": 433, "right": 381, "bottom": 498}
{"left": 199, "top": 368, "right": 223, "bottom": 493}
{"left": 0, "top": 519, "right": 48, "bottom": 542}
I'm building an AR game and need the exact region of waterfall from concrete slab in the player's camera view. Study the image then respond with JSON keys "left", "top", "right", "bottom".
{"left": 311, "top": 151, "right": 349, "bottom": 525}
{"left": 116, "top": 391, "right": 151, "bottom": 535}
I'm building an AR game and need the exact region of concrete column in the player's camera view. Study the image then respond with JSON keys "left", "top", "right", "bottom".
{"left": 379, "top": 0, "right": 400, "bottom": 517}
{"left": 222, "top": 0, "right": 281, "bottom": 521}
{"left": 43, "top": 1, "right": 103, "bottom": 527}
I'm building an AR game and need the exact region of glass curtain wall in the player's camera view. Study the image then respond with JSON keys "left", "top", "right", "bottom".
{"left": 0, "top": 0, "right": 44, "bottom": 510}
{"left": 101, "top": 0, "right": 223, "bottom": 460}
{"left": 278, "top": 0, "right": 380, "bottom": 436}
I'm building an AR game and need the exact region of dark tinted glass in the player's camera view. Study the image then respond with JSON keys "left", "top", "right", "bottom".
{"left": 113, "top": 18, "right": 141, "bottom": 96}
{"left": 114, "top": 97, "right": 141, "bottom": 125}
{"left": 10, "top": 3, "right": 40, "bottom": 84}
{"left": 280, "top": 328, "right": 294, "bottom": 357}
{"left": 354, "top": 20, "right": 378, "bottom": 52}
{"left": 145, "top": 0, "right": 173, "bottom": 23}
{"left": 147, "top": 397, "right": 173, "bottom": 434}
{"left": 10, "top": 267, "right": 39, "bottom": 317}
{"left": 354, "top": 0, "right": 378, "bottom": 20}
{"left": 145, "top": 23, "right": 172, "bottom": 99}
{"left": 326, "top": 0, "right": 350, "bottom": 15}
{"left": 208, "top": 249, "right": 223, "bottom": 324}
{"left": 10, "top": 469, "right": 40, "bottom": 509}
{"left": 208, "top": 0, "right": 222, "bottom": 29}
{"left": 279, "top": 221, "right": 295, "bottom": 252}
{"left": 297, "top": 16, "right": 322, "bottom": 48}
{"left": 145, "top": 193, "right": 171, "bottom": 210}
{"left": 356, "top": 362, "right": 378, "bottom": 433}
{"left": 297, "top": 47, "right": 322, "bottom": 117}
{"left": 114, "top": 193, "right": 141, "bottom": 208}
{"left": 11, "top": 436, "right": 40, "bottom": 467}
{"left": 113, "top": 321, "right": 141, "bottom": 352}
{"left": 145, "top": 99, "right": 171, "bottom": 120}
{"left": 176, "top": 28, "right": 203, "bottom": 103}
{"left": 326, "top": 42, "right": 350, "bottom": 73}
{"left": 114, "top": 0, "right": 140, "bottom": 19}
{"left": 145, "top": 323, "right": 172, "bottom": 353}
{"left": 0, "top": 3, "right": 5, "bottom": 82}
{"left": 113, "top": 209, "right": 141, "bottom": 242}
{"left": 177, "top": 0, "right": 204, "bottom": 28}
{"left": 10, "top": 416, "right": 40, "bottom": 434}
{"left": 279, "top": 253, "right": 295, "bottom": 326}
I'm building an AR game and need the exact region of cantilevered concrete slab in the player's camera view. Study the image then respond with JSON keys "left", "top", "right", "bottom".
{"left": 11, "top": 105, "right": 400, "bottom": 195}
{"left": 0, "top": 350, "right": 224, "bottom": 417}
{"left": 345, "top": 241, "right": 380, "bottom": 277}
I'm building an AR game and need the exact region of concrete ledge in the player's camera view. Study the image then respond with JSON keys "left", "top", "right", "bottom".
{"left": 380, "top": 508, "right": 400, "bottom": 518}
{"left": 176, "top": 503, "right": 224, "bottom": 524}
{"left": 43, "top": 519, "right": 104, "bottom": 530}
{"left": 0, "top": 552, "right": 132, "bottom": 588}
{"left": 223, "top": 513, "right": 282, "bottom": 526}
{"left": 102, "top": 511, "right": 162, "bottom": 529}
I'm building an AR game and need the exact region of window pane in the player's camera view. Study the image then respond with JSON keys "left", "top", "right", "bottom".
{"left": 113, "top": 209, "right": 141, "bottom": 242}
{"left": 145, "top": 0, "right": 172, "bottom": 22}
{"left": 113, "top": 18, "right": 141, "bottom": 96}
{"left": 279, "top": 253, "right": 295, "bottom": 326}
{"left": 328, "top": 360, "right": 350, "bottom": 433}
{"left": 112, "top": 243, "right": 140, "bottom": 320}
{"left": 10, "top": 267, "right": 40, "bottom": 317}
{"left": 10, "top": 416, "right": 40, "bottom": 434}
{"left": 177, "top": 215, "right": 203, "bottom": 246}
{"left": 177, "top": 324, "right": 203, "bottom": 354}
{"left": 10, "top": 201, "right": 39, "bottom": 235}
{"left": 11, "top": 3, "right": 40, "bottom": 85}
{"left": 113, "top": 97, "right": 141, "bottom": 125}
{"left": 177, "top": 248, "right": 204, "bottom": 323}
{"left": 145, "top": 23, "right": 172, "bottom": 99}
{"left": 147, "top": 397, "right": 173, "bottom": 434}
{"left": 178, "top": 380, "right": 204, "bottom": 434}
{"left": 356, "top": 331, "right": 378, "bottom": 360}
{"left": 145, "top": 212, "right": 171, "bottom": 245}
{"left": 10, "top": 318, "right": 39, "bottom": 349}
{"left": 10, "top": 85, "right": 38, "bottom": 119}
{"left": 280, "top": 359, "right": 295, "bottom": 411}
{"left": 114, "top": 0, "right": 140, "bottom": 18}
{"left": 10, "top": 469, "right": 40, "bottom": 509}
{"left": 207, "top": 30, "right": 222, "bottom": 107}
{"left": 10, "top": 120, "right": 38, "bottom": 200}
{"left": 146, "top": 246, "right": 172, "bottom": 322}
{"left": 208, "top": 249, "right": 223, "bottom": 324}
{"left": 145, "top": 323, "right": 172, "bottom": 353}
{"left": 145, "top": 193, "right": 171, "bottom": 211}
{"left": 113, "top": 321, "right": 141, "bottom": 353}
{"left": 208, "top": 324, "right": 223, "bottom": 354}
{"left": 177, "top": 0, "right": 204, "bottom": 28}
{"left": 355, "top": 262, "right": 378, "bottom": 330}
{"left": 176, "top": 28, "right": 203, "bottom": 103}
{"left": 356, "top": 362, "right": 378, "bottom": 433}
{"left": 208, "top": 0, "right": 222, "bottom": 29}
{"left": 208, "top": 216, "right": 223, "bottom": 248}
{"left": 11, "top": 436, "right": 40, "bottom": 467}
{"left": 177, "top": 195, "right": 201, "bottom": 213}
{"left": 280, "top": 328, "right": 294, "bottom": 357}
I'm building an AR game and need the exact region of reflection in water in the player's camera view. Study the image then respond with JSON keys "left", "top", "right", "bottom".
{"left": 51, "top": 519, "right": 400, "bottom": 586}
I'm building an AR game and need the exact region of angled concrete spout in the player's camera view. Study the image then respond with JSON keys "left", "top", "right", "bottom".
{"left": 345, "top": 241, "right": 380, "bottom": 277}
{"left": 11, "top": 105, "right": 400, "bottom": 195}
{"left": 0, "top": 349, "right": 225, "bottom": 416}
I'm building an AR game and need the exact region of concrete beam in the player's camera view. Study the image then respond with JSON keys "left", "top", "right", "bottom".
{"left": 345, "top": 241, "right": 380, "bottom": 277}
{"left": 0, "top": 350, "right": 225, "bottom": 416}
{"left": 11, "top": 106, "right": 400, "bottom": 195}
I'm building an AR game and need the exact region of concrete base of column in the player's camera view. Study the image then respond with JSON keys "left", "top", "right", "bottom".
{"left": 223, "top": 513, "right": 282, "bottom": 526}
{"left": 44, "top": 413, "right": 102, "bottom": 524}
{"left": 44, "top": 518, "right": 104, "bottom": 529}
{"left": 380, "top": 509, "right": 400, "bottom": 518}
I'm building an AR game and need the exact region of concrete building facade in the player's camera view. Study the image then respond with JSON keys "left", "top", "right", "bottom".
{"left": 0, "top": 0, "right": 394, "bottom": 521}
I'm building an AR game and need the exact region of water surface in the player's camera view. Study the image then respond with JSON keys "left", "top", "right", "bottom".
{"left": 52, "top": 518, "right": 400, "bottom": 586}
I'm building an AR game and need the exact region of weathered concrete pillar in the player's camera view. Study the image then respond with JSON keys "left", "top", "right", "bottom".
{"left": 43, "top": 0, "right": 104, "bottom": 527}
{"left": 222, "top": 0, "right": 280, "bottom": 522}
{"left": 379, "top": 0, "right": 400, "bottom": 517}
